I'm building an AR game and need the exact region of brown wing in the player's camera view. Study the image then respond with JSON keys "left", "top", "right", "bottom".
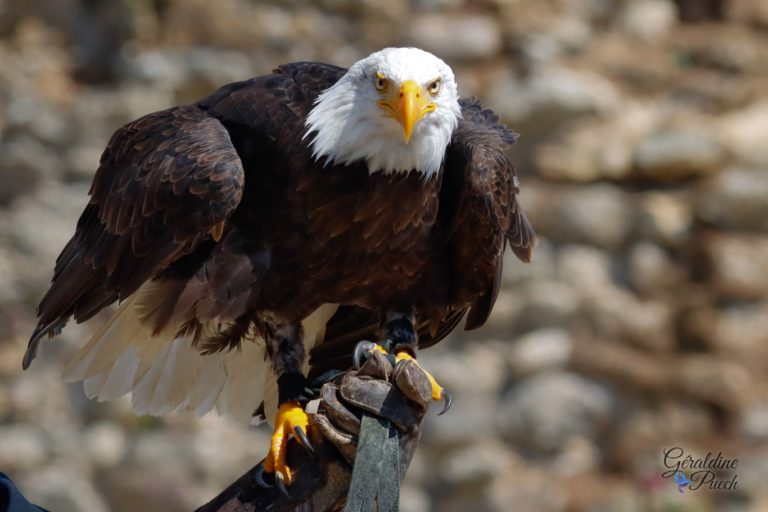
{"left": 444, "top": 98, "right": 536, "bottom": 330}
{"left": 25, "top": 105, "right": 245, "bottom": 368}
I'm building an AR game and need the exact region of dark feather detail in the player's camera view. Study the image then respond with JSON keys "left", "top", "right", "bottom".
{"left": 27, "top": 105, "right": 245, "bottom": 365}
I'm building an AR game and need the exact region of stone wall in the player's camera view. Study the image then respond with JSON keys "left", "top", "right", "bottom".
{"left": 0, "top": 1, "right": 766, "bottom": 510}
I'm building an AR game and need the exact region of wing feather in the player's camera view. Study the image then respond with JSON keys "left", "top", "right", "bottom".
{"left": 446, "top": 98, "right": 536, "bottom": 331}
{"left": 25, "top": 105, "right": 245, "bottom": 368}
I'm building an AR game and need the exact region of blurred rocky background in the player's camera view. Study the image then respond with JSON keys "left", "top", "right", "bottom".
{"left": 0, "top": 0, "right": 767, "bottom": 510}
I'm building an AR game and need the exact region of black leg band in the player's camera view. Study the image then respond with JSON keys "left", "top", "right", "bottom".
{"left": 277, "top": 372, "right": 307, "bottom": 404}
{"left": 384, "top": 317, "right": 418, "bottom": 354}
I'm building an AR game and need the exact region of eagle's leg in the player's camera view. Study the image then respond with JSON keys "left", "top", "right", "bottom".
{"left": 379, "top": 311, "right": 451, "bottom": 414}
{"left": 261, "top": 323, "right": 313, "bottom": 491}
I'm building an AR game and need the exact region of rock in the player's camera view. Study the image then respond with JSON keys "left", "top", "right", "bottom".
{"left": 130, "top": 431, "right": 198, "bottom": 474}
{"left": 190, "top": 414, "right": 270, "bottom": 484}
{"left": 695, "top": 167, "right": 768, "bottom": 231}
{"left": 586, "top": 289, "right": 676, "bottom": 353}
{"left": 174, "top": 48, "right": 254, "bottom": 103}
{"left": 399, "top": 483, "right": 431, "bottom": 512}
{"left": 683, "top": 301, "right": 768, "bottom": 364}
{"left": 707, "top": 302, "right": 768, "bottom": 359}
{"left": 716, "top": 101, "right": 768, "bottom": 166}
{"left": 432, "top": 462, "right": 567, "bottom": 512}
{"left": 420, "top": 342, "right": 506, "bottom": 395}
{"left": 502, "top": 237, "right": 557, "bottom": 287}
{"left": 632, "top": 129, "right": 724, "bottom": 182}
{"left": 99, "top": 465, "right": 198, "bottom": 512}
{"left": 556, "top": 244, "right": 615, "bottom": 294}
{"left": 0, "top": 136, "right": 59, "bottom": 205}
{"left": 126, "top": 49, "right": 188, "bottom": 89}
{"left": 632, "top": 192, "right": 692, "bottom": 247}
{"left": 729, "top": 0, "right": 768, "bottom": 27}
{"left": 0, "top": 247, "right": 23, "bottom": 303}
{"left": 627, "top": 242, "right": 683, "bottom": 296}
{"left": 71, "top": 85, "right": 175, "bottom": 146}
{"left": 612, "top": 402, "right": 716, "bottom": 467}
{"left": 516, "top": 16, "right": 593, "bottom": 64}
{"left": 410, "top": 0, "right": 464, "bottom": 11}
{"left": 616, "top": 0, "right": 677, "bottom": 42}
{"left": 732, "top": 452, "right": 768, "bottom": 508}
{"left": 405, "top": 14, "right": 502, "bottom": 60}
{"left": 551, "top": 436, "right": 601, "bottom": 476}
{"left": 64, "top": 144, "right": 103, "bottom": 181}
{"left": 740, "top": 402, "right": 768, "bottom": 442}
{"left": 506, "top": 328, "right": 573, "bottom": 377}
{"left": 674, "top": 0, "right": 726, "bottom": 21}
{"left": 423, "top": 392, "right": 500, "bottom": 442}
{"left": 525, "top": 184, "right": 631, "bottom": 249}
{"left": 6, "top": 182, "right": 89, "bottom": 298}
{"left": 510, "top": 280, "right": 580, "bottom": 332}
{"left": 436, "top": 439, "right": 518, "bottom": 484}
{"left": 20, "top": 465, "right": 109, "bottom": 512}
{"left": 488, "top": 66, "right": 620, "bottom": 128}
{"left": 417, "top": 340, "right": 507, "bottom": 444}
{"left": 701, "top": 233, "right": 768, "bottom": 300}
{"left": 676, "top": 356, "right": 751, "bottom": 410}
{"left": 684, "top": 28, "right": 764, "bottom": 74}
{"left": 570, "top": 337, "right": 673, "bottom": 394}
{"left": 4, "top": 95, "right": 71, "bottom": 148}
{"left": 482, "top": 290, "right": 527, "bottom": 336}
{"left": 0, "top": 425, "right": 48, "bottom": 471}
{"left": 534, "top": 121, "right": 634, "bottom": 182}
{"left": 534, "top": 101, "right": 659, "bottom": 182}
{"left": 10, "top": 365, "right": 78, "bottom": 426}
{"left": 84, "top": 421, "right": 128, "bottom": 468}
{"left": 486, "top": 466, "right": 568, "bottom": 512}
{"left": 498, "top": 372, "right": 615, "bottom": 452}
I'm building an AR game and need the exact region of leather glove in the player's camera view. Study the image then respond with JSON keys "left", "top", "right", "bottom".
{"left": 197, "top": 348, "right": 433, "bottom": 512}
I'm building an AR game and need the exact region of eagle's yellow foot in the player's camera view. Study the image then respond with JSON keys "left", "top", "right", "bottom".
{"left": 260, "top": 400, "right": 313, "bottom": 495}
{"left": 352, "top": 341, "right": 452, "bottom": 414}
{"left": 394, "top": 350, "right": 452, "bottom": 414}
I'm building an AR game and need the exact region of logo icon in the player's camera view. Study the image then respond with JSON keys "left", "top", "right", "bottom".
{"left": 673, "top": 471, "right": 690, "bottom": 493}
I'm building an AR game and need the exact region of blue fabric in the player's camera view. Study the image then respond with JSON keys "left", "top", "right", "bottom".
{"left": 0, "top": 473, "right": 49, "bottom": 512}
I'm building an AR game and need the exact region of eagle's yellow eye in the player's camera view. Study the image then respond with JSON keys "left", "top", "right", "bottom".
{"left": 374, "top": 72, "right": 389, "bottom": 93}
{"left": 427, "top": 79, "right": 441, "bottom": 96}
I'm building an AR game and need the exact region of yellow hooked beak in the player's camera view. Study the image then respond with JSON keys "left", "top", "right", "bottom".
{"left": 378, "top": 80, "right": 436, "bottom": 143}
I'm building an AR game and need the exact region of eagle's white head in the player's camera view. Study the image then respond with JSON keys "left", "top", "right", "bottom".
{"left": 305, "top": 47, "right": 461, "bottom": 178}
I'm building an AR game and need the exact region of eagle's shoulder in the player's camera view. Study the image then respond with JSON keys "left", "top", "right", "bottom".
{"left": 273, "top": 61, "right": 348, "bottom": 93}
{"left": 197, "top": 62, "right": 347, "bottom": 132}
{"left": 453, "top": 97, "right": 518, "bottom": 151}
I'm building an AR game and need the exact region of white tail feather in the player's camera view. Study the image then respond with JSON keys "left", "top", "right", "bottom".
{"left": 64, "top": 285, "right": 338, "bottom": 425}
{"left": 97, "top": 346, "right": 142, "bottom": 401}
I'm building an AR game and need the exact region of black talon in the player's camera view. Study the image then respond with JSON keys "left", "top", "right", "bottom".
{"left": 275, "top": 472, "right": 291, "bottom": 499}
{"left": 293, "top": 425, "right": 316, "bottom": 457}
{"left": 438, "top": 389, "right": 452, "bottom": 416}
{"left": 254, "top": 464, "right": 273, "bottom": 488}
{"left": 353, "top": 340, "right": 377, "bottom": 369}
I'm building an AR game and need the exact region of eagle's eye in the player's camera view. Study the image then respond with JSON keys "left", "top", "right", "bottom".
{"left": 427, "top": 79, "right": 441, "bottom": 96}
{"left": 374, "top": 72, "right": 389, "bottom": 93}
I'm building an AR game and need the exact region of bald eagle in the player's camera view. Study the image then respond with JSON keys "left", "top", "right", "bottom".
{"left": 23, "top": 48, "right": 534, "bottom": 486}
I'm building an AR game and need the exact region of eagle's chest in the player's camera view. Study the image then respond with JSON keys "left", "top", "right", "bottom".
{"left": 302, "top": 168, "right": 438, "bottom": 262}
{"left": 264, "top": 166, "right": 441, "bottom": 312}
